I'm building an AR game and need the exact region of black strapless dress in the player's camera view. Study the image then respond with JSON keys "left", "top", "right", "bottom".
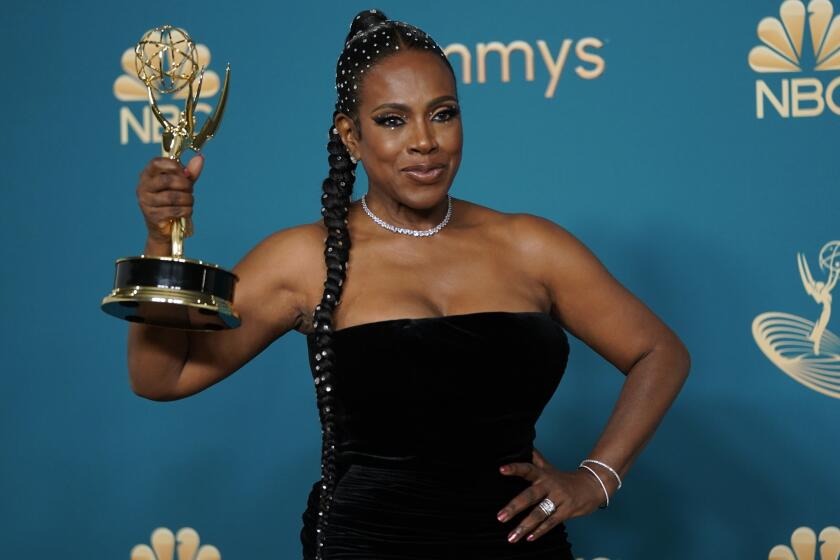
{"left": 301, "top": 311, "right": 574, "bottom": 559}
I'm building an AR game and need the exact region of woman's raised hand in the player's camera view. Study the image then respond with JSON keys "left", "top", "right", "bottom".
{"left": 496, "top": 448, "right": 613, "bottom": 544}
{"left": 136, "top": 154, "right": 204, "bottom": 245}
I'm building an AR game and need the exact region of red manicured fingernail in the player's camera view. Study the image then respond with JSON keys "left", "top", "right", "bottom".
{"left": 499, "top": 466, "right": 509, "bottom": 473}
{"left": 497, "top": 511, "right": 508, "bottom": 522}
{"left": 526, "top": 534, "right": 535, "bottom": 541}
{"left": 184, "top": 168, "right": 190, "bottom": 177}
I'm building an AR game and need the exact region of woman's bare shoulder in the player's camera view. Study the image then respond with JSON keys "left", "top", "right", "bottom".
{"left": 243, "top": 220, "right": 324, "bottom": 264}
{"left": 455, "top": 198, "right": 577, "bottom": 248}
{"left": 259, "top": 219, "right": 325, "bottom": 251}
{"left": 454, "top": 199, "right": 603, "bottom": 294}
{"left": 234, "top": 219, "right": 326, "bottom": 298}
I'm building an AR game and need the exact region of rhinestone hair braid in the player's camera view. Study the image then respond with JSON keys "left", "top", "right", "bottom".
{"left": 309, "top": 9, "right": 456, "bottom": 559}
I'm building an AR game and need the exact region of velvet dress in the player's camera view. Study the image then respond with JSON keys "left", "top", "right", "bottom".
{"left": 301, "top": 310, "right": 575, "bottom": 559}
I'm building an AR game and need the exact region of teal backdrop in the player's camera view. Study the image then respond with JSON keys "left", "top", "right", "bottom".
{"left": 1, "top": 1, "right": 838, "bottom": 558}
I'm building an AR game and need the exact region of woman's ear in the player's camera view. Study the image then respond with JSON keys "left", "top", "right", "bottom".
{"left": 334, "top": 113, "right": 361, "bottom": 160}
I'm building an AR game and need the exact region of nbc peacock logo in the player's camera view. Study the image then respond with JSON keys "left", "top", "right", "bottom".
{"left": 131, "top": 527, "right": 221, "bottom": 560}
{"left": 748, "top": 0, "right": 840, "bottom": 118}
{"left": 753, "top": 241, "right": 840, "bottom": 399}
{"left": 114, "top": 42, "right": 220, "bottom": 146}
{"left": 769, "top": 526, "right": 840, "bottom": 559}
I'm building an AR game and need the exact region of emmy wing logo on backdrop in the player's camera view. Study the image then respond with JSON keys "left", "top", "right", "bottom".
{"left": 769, "top": 526, "right": 840, "bottom": 559}
{"left": 749, "top": 0, "right": 840, "bottom": 118}
{"left": 115, "top": 41, "right": 220, "bottom": 145}
{"left": 753, "top": 241, "right": 840, "bottom": 398}
{"left": 131, "top": 527, "right": 221, "bottom": 560}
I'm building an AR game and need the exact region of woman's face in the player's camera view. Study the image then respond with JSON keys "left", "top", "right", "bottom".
{"left": 338, "top": 49, "right": 463, "bottom": 211}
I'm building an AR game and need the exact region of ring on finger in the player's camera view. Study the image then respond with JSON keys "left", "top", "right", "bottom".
{"left": 537, "top": 497, "right": 556, "bottom": 518}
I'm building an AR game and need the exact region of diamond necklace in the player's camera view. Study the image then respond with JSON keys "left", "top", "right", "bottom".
{"left": 361, "top": 194, "right": 453, "bottom": 237}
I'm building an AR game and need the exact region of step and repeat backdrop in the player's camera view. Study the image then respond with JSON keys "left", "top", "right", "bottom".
{"left": 1, "top": 0, "right": 838, "bottom": 558}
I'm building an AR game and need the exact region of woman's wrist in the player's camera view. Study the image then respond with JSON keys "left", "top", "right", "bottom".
{"left": 143, "top": 235, "right": 172, "bottom": 257}
{"left": 576, "top": 458, "right": 623, "bottom": 508}
{"left": 580, "top": 458, "right": 623, "bottom": 490}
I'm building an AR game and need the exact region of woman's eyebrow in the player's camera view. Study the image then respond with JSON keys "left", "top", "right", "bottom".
{"left": 370, "top": 95, "right": 458, "bottom": 113}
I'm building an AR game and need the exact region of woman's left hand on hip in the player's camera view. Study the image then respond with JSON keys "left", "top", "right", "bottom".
{"left": 496, "top": 448, "right": 607, "bottom": 543}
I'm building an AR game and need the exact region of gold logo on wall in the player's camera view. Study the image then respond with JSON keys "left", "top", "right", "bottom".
{"left": 748, "top": 0, "right": 840, "bottom": 118}
{"left": 769, "top": 526, "right": 840, "bottom": 559}
{"left": 115, "top": 43, "right": 219, "bottom": 145}
{"left": 753, "top": 241, "right": 840, "bottom": 398}
{"left": 748, "top": 0, "right": 840, "bottom": 72}
{"left": 131, "top": 527, "right": 221, "bottom": 560}
{"left": 443, "top": 37, "right": 605, "bottom": 99}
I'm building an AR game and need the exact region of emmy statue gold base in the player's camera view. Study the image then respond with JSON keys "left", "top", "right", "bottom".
{"left": 101, "top": 253, "right": 240, "bottom": 331}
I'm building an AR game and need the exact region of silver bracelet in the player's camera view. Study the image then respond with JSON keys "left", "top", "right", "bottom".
{"left": 580, "top": 458, "right": 622, "bottom": 490}
{"left": 578, "top": 464, "right": 610, "bottom": 509}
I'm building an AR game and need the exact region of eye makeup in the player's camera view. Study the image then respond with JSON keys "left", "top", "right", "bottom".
{"left": 372, "top": 105, "right": 460, "bottom": 129}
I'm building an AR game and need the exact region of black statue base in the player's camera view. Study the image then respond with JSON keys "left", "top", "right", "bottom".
{"left": 101, "top": 255, "right": 240, "bottom": 331}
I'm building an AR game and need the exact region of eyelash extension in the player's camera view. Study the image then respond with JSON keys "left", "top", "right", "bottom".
{"left": 372, "top": 114, "right": 405, "bottom": 128}
{"left": 437, "top": 106, "right": 460, "bottom": 121}
{"left": 372, "top": 106, "right": 461, "bottom": 128}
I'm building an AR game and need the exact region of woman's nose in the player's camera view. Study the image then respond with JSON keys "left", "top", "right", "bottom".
{"left": 409, "top": 119, "right": 439, "bottom": 153}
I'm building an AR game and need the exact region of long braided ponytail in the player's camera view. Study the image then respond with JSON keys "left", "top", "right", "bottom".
{"left": 309, "top": 120, "right": 354, "bottom": 560}
{"left": 309, "top": 9, "right": 456, "bottom": 558}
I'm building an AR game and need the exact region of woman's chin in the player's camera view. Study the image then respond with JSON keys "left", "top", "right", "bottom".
{"left": 397, "top": 186, "right": 452, "bottom": 210}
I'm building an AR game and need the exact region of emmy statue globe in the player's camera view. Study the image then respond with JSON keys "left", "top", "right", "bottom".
{"left": 101, "top": 25, "right": 240, "bottom": 331}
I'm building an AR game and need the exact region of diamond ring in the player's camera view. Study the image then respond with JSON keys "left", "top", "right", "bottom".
{"left": 537, "top": 497, "right": 556, "bottom": 517}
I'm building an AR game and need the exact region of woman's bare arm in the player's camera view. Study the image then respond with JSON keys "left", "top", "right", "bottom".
{"left": 514, "top": 214, "right": 691, "bottom": 490}
{"left": 128, "top": 223, "right": 322, "bottom": 401}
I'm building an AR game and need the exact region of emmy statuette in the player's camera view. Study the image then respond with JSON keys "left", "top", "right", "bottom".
{"left": 101, "top": 25, "right": 240, "bottom": 331}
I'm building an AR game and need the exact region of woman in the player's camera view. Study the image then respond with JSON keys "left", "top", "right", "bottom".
{"left": 129, "top": 9, "right": 691, "bottom": 559}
